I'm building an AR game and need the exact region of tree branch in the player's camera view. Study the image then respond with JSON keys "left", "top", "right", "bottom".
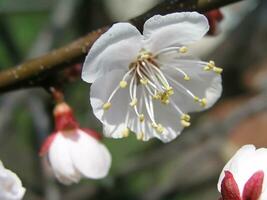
{"left": 0, "top": 0, "right": 243, "bottom": 93}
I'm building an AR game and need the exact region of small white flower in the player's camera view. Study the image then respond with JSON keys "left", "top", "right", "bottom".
{"left": 0, "top": 161, "right": 25, "bottom": 200}
{"left": 82, "top": 12, "right": 222, "bottom": 142}
{"left": 40, "top": 103, "right": 112, "bottom": 185}
{"left": 218, "top": 145, "right": 267, "bottom": 200}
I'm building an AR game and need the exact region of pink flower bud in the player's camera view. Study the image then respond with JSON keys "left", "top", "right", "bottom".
{"left": 218, "top": 145, "right": 267, "bottom": 200}
{"left": 40, "top": 102, "right": 111, "bottom": 185}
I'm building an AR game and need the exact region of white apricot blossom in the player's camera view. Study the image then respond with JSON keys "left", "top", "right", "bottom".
{"left": 0, "top": 161, "right": 25, "bottom": 200}
{"left": 40, "top": 103, "right": 111, "bottom": 185}
{"left": 82, "top": 12, "right": 222, "bottom": 142}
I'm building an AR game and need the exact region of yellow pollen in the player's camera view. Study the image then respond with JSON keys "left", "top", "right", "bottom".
{"left": 138, "top": 50, "right": 151, "bottom": 60}
{"left": 179, "top": 46, "right": 188, "bottom": 53}
{"left": 166, "top": 87, "right": 174, "bottom": 95}
{"left": 181, "top": 114, "right": 191, "bottom": 121}
{"left": 122, "top": 128, "right": 129, "bottom": 137}
{"left": 203, "top": 65, "right": 211, "bottom": 71}
{"left": 160, "top": 92, "right": 170, "bottom": 104}
{"left": 137, "top": 132, "right": 144, "bottom": 140}
{"left": 194, "top": 96, "right": 199, "bottom": 102}
{"left": 156, "top": 124, "right": 164, "bottom": 134}
{"left": 139, "top": 114, "right": 145, "bottom": 122}
{"left": 153, "top": 94, "right": 160, "bottom": 100}
{"left": 213, "top": 67, "right": 223, "bottom": 74}
{"left": 181, "top": 120, "right": 191, "bottom": 127}
{"left": 130, "top": 98, "right": 138, "bottom": 107}
{"left": 103, "top": 102, "right": 111, "bottom": 110}
{"left": 140, "top": 78, "right": 148, "bottom": 85}
{"left": 184, "top": 75, "right": 190, "bottom": 81}
{"left": 119, "top": 80, "right": 128, "bottom": 88}
{"left": 200, "top": 98, "right": 207, "bottom": 107}
{"left": 151, "top": 123, "right": 158, "bottom": 128}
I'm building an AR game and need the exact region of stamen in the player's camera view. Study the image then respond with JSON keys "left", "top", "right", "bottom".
{"left": 213, "top": 67, "right": 223, "bottom": 74}
{"left": 180, "top": 113, "right": 191, "bottom": 127}
{"left": 165, "top": 74, "right": 198, "bottom": 101}
{"left": 179, "top": 46, "right": 188, "bottom": 53}
{"left": 199, "top": 98, "right": 207, "bottom": 107}
{"left": 130, "top": 98, "right": 138, "bottom": 107}
{"left": 140, "top": 61, "right": 165, "bottom": 92}
{"left": 181, "top": 120, "right": 191, "bottom": 127}
{"left": 156, "top": 123, "right": 164, "bottom": 134}
{"left": 140, "top": 78, "right": 148, "bottom": 85}
{"left": 120, "top": 80, "right": 127, "bottom": 88}
{"left": 154, "top": 46, "right": 188, "bottom": 57}
{"left": 164, "top": 66, "right": 190, "bottom": 81}
{"left": 139, "top": 114, "right": 145, "bottom": 122}
{"left": 184, "top": 75, "right": 190, "bottom": 81}
{"left": 103, "top": 102, "right": 111, "bottom": 110}
{"left": 144, "top": 91, "right": 157, "bottom": 124}
{"left": 181, "top": 114, "right": 191, "bottom": 121}
{"left": 203, "top": 60, "right": 223, "bottom": 74}
{"left": 148, "top": 61, "right": 170, "bottom": 89}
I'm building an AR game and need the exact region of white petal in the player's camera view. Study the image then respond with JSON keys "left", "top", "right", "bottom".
{"left": 143, "top": 12, "right": 209, "bottom": 52}
{"left": 82, "top": 23, "right": 142, "bottom": 83}
{"left": 0, "top": 161, "right": 25, "bottom": 200}
{"left": 90, "top": 69, "right": 132, "bottom": 138}
{"left": 68, "top": 130, "right": 111, "bottom": 179}
{"left": 48, "top": 133, "right": 81, "bottom": 185}
{"left": 161, "top": 59, "right": 222, "bottom": 113}
{"left": 103, "top": 123, "right": 128, "bottom": 139}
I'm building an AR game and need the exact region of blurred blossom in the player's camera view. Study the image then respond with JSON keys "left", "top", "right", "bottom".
{"left": 82, "top": 12, "right": 222, "bottom": 142}
{"left": 218, "top": 145, "right": 267, "bottom": 200}
{"left": 205, "top": 9, "right": 224, "bottom": 35}
{"left": 0, "top": 161, "right": 25, "bottom": 200}
{"left": 40, "top": 103, "right": 111, "bottom": 185}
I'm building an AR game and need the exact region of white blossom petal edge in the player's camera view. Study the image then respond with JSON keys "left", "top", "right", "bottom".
{"left": 82, "top": 12, "right": 223, "bottom": 142}
{"left": 0, "top": 161, "right": 25, "bottom": 200}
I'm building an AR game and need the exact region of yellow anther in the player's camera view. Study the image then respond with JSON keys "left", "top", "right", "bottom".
{"left": 166, "top": 87, "right": 174, "bottom": 95}
{"left": 181, "top": 114, "right": 191, "bottom": 121}
{"left": 153, "top": 94, "right": 160, "bottom": 100}
{"left": 122, "top": 128, "right": 129, "bottom": 137}
{"left": 162, "top": 99, "right": 170, "bottom": 104}
{"left": 139, "top": 114, "right": 145, "bottom": 122}
{"left": 209, "top": 60, "right": 215, "bottom": 66}
{"left": 203, "top": 66, "right": 211, "bottom": 71}
{"left": 137, "top": 132, "right": 144, "bottom": 140}
{"left": 200, "top": 98, "right": 207, "bottom": 107}
{"left": 103, "top": 102, "right": 111, "bottom": 110}
{"left": 140, "top": 78, "right": 148, "bottom": 85}
{"left": 160, "top": 92, "right": 170, "bottom": 104}
{"left": 194, "top": 96, "right": 199, "bottom": 102}
{"left": 179, "top": 46, "right": 188, "bottom": 53}
{"left": 119, "top": 80, "right": 128, "bottom": 88}
{"left": 156, "top": 124, "right": 164, "bottom": 134}
{"left": 181, "top": 120, "right": 191, "bottom": 127}
{"left": 151, "top": 123, "right": 158, "bottom": 128}
{"left": 130, "top": 98, "right": 138, "bottom": 107}
{"left": 184, "top": 75, "right": 190, "bottom": 81}
{"left": 213, "top": 67, "right": 223, "bottom": 74}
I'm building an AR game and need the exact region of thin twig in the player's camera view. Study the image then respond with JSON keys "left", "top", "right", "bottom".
{"left": 0, "top": 0, "right": 244, "bottom": 94}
